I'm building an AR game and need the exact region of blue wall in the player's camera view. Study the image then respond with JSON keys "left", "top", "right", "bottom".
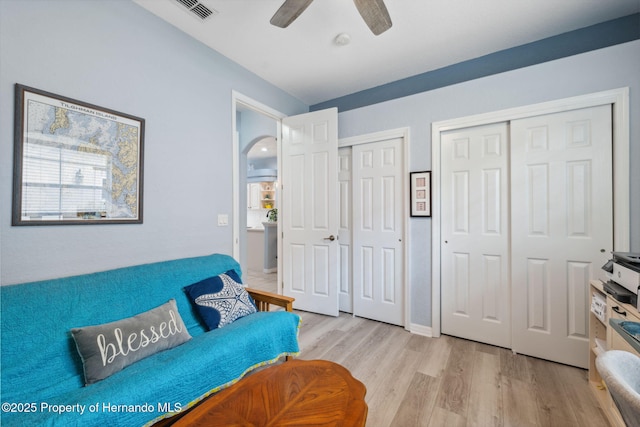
{"left": 337, "top": 40, "right": 640, "bottom": 326}
{"left": 0, "top": 0, "right": 307, "bottom": 284}
{"left": 2, "top": 1, "right": 637, "bottom": 330}
{"left": 314, "top": 14, "right": 640, "bottom": 112}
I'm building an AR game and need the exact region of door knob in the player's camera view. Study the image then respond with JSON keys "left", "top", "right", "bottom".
{"left": 324, "top": 235, "right": 336, "bottom": 241}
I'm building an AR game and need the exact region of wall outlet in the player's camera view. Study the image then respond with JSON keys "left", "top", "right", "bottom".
{"left": 217, "top": 214, "right": 228, "bottom": 226}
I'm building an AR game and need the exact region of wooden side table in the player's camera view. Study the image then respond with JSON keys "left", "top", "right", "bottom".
{"left": 171, "top": 359, "right": 367, "bottom": 426}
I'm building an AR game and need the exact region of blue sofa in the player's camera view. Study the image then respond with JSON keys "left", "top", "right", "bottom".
{"left": 0, "top": 254, "right": 300, "bottom": 427}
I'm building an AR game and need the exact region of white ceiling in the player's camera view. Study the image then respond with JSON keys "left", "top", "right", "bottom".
{"left": 133, "top": 0, "right": 639, "bottom": 105}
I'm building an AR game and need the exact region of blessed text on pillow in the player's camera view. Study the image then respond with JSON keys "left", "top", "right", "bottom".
{"left": 71, "top": 299, "right": 192, "bottom": 385}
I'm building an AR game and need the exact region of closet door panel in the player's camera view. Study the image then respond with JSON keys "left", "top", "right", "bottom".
{"left": 511, "top": 104, "right": 613, "bottom": 368}
{"left": 441, "top": 123, "right": 511, "bottom": 348}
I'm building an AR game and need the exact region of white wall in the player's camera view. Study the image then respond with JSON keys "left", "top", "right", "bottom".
{"left": 339, "top": 40, "right": 640, "bottom": 326}
{"left": 0, "top": 0, "right": 307, "bottom": 285}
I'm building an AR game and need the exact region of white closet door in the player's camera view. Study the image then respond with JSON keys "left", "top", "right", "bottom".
{"left": 510, "top": 105, "right": 613, "bottom": 368}
{"left": 338, "top": 147, "right": 353, "bottom": 313}
{"left": 441, "top": 123, "right": 511, "bottom": 348}
{"left": 352, "top": 138, "right": 404, "bottom": 326}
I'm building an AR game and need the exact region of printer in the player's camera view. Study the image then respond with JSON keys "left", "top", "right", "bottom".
{"left": 602, "top": 252, "right": 640, "bottom": 309}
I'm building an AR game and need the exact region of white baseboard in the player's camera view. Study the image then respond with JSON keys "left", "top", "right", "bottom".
{"left": 409, "top": 323, "right": 433, "bottom": 337}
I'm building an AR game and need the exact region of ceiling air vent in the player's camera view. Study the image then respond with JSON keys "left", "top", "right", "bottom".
{"left": 174, "top": 0, "right": 217, "bottom": 21}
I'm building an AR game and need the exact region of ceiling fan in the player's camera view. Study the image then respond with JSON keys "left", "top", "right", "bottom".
{"left": 270, "top": 0, "right": 392, "bottom": 36}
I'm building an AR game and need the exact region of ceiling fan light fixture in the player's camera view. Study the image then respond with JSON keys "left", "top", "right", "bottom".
{"left": 334, "top": 33, "right": 351, "bottom": 46}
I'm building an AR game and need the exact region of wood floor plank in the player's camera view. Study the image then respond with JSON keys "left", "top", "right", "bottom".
{"left": 343, "top": 322, "right": 416, "bottom": 420}
{"left": 345, "top": 323, "right": 411, "bottom": 383}
{"left": 298, "top": 311, "right": 346, "bottom": 337}
{"left": 365, "top": 348, "right": 424, "bottom": 426}
{"left": 390, "top": 372, "right": 440, "bottom": 427}
{"left": 406, "top": 333, "right": 432, "bottom": 353}
{"left": 427, "top": 406, "right": 467, "bottom": 427}
{"left": 296, "top": 311, "right": 330, "bottom": 337}
{"left": 417, "top": 334, "right": 453, "bottom": 378}
{"left": 528, "top": 357, "right": 580, "bottom": 426}
{"left": 554, "top": 363, "right": 611, "bottom": 427}
{"left": 435, "top": 337, "right": 476, "bottom": 416}
{"left": 298, "top": 328, "right": 347, "bottom": 360}
{"left": 297, "top": 313, "right": 350, "bottom": 360}
{"left": 466, "top": 351, "right": 503, "bottom": 427}
{"left": 317, "top": 317, "right": 386, "bottom": 365}
{"left": 501, "top": 377, "right": 540, "bottom": 427}
{"left": 499, "top": 347, "right": 532, "bottom": 383}
{"left": 474, "top": 341, "right": 501, "bottom": 356}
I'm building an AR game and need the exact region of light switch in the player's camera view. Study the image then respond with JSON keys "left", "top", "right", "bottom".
{"left": 217, "top": 214, "right": 228, "bottom": 226}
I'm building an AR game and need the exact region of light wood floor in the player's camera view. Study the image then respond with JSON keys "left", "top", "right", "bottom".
{"left": 245, "top": 271, "right": 610, "bottom": 427}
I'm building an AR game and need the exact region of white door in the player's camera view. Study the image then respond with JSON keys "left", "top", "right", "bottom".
{"left": 352, "top": 138, "right": 405, "bottom": 326}
{"left": 511, "top": 105, "right": 613, "bottom": 368}
{"left": 281, "top": 108, "right": 339, "bottom": 316}
{"left": 338, "top": 147, "right": 353, "bottom": 313}
{"left": 441, "top": 123, "right": 511, "bottom": 347}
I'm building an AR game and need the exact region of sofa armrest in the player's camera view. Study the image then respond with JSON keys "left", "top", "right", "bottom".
{"left": 247, "top": 288, "right": 295, "bottom": 313}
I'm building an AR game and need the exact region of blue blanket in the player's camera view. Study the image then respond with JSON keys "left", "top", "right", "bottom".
{"left": 0, "top": 254, "right": 300, "bottom": 426}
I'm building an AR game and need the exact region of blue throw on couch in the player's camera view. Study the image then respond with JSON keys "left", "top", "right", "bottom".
{"left": 0, "top": 254, "right": 301, "bottom": 427}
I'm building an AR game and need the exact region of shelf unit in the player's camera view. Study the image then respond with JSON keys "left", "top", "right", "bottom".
{"left": 588, "top": 281, "right": 614, "bottom": 424}
{"left": 260, "top": 182, "right": 275, "bottom": 209}
{"left": 248, "top": 181, "right": 276, "bottom": 210}
{"left": 588, "top": 280, "right": 640, "bottom": 427}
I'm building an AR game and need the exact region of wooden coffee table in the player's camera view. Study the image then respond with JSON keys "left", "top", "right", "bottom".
{"left": 171, "top": 359, "right": 367, "bottom": 426}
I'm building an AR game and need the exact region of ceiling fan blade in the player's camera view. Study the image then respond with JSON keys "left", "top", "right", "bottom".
{"left": 353, "top": 0, "right": 392, "bottom": 35}
{"left": 270, "top": 0, "right": 315, "bottom": 28}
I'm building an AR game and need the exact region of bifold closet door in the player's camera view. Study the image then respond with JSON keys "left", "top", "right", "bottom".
{"left": 338, "top": 147, "right": 353, "bottom": 313}
{"left": 352, "top": 137, "right": 404, "bottom": 326}
{"left": 440, "top": 122, "right": 511, "bottom": 348}
{"left": 440, "top": 105, "right": 613, "bottom": 367}
{"left": 510, "top": 105, "right": 613, "bottom": 368}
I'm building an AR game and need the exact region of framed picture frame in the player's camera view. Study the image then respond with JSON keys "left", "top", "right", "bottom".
{"left": 410, "top": 171, "right": 431, "bottom": 217}
{"left": 12, "top": 84, "right": 145, "bottom": 225}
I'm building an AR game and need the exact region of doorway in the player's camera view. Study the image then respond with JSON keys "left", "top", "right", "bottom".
{"left": 232, "top": 92, "right": 285, "bottom": 290}
{"left": 246, "top": 136, "right": 278, "bottom": 275}
{"left": 232, "top": 96, "right": 410, "bottom": 326}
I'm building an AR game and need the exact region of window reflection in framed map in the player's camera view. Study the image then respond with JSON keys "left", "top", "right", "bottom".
{"left": 12, "top": 84, "right": 145, "bottom": 225}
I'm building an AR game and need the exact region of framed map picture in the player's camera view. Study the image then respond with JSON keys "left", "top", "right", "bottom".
{"left": 12, "top": 84, "right": 145, "bottom": 225}
{"left": 410, "top": 171, "right": 431, "bottom": 217}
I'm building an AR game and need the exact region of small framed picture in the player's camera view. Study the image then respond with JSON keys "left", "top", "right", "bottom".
{"left": 410, "top": 171, "right": 431, "bottom": 217}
